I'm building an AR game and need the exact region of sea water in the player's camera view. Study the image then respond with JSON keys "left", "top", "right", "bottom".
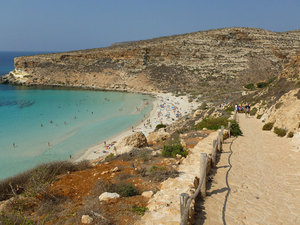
{"left": 0, "top": 52, "right": 153, "bottom": 180}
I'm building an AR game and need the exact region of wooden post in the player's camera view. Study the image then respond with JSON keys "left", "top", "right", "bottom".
{"left": 233, "top": 109, "right": 237, "bottom": 121}
{"left": 180, "top": 193, "right": 189, "bottom": 224}
{"left": 228, "top": 121, "right": 231, "bottom": 137}
{"left": 221, "top": 126, "right": 224, "bottom": 142}
{"left": 217, "top": 134, "right": 221, "bottom": 152}
{"left": 212, "top": 140, "right": 217, "bottom": 167}
{"left": 200, "top": 153, "right": 208, "bottom": 198}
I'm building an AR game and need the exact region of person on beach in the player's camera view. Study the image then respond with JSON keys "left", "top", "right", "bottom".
{"left": 13, "top": 142, "right": 16, "bottom": 148}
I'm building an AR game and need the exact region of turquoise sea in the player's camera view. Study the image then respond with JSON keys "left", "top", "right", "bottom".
{"left": 0, "top": 52, "right": 153, "bottom": 180}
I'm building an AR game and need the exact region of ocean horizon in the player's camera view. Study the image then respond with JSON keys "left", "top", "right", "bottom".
{"left": 0, "top": 52, "right": 153, "bottom": 180}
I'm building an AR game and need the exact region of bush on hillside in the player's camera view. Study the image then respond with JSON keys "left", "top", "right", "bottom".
{"left": 287, "top": 131, "right": 294, "bottom": 138}
{"left": 107, "top": 183, "right": 139, "bottom": 197}
{"left": 256, "top": 114, "right": 263, "bottom": 119}
{"left": 262, "top": 122, "right": 274, "bottom": 131}
{"left": 249, "top": 107, "right": 258, "bottom": 116}
{"left": 162, "top": 141, "right": 187, "bottom": 158}
{"left": 256, "top": 82, "right": 268, "bottom": 88}
{"left": 225, "top": 105, "right": 234, "bottom": 114}
{"left": 195, "top": 116, "right": 229, "bottom": 130}
{"left": 273, "top": 127, "right": 287, "bottom": 137}
{"left": 155, "top": 124, "right": 166, "bottom": 131}
{"left": 244, "top": 83, "right": 255, "bottom": 90}
{"left": 230, "top": 120, "right": 243, "bottom": 137}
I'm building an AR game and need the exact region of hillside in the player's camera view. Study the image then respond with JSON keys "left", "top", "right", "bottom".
{"left": 1, "top": 27, "right": 300, "bottom": 102}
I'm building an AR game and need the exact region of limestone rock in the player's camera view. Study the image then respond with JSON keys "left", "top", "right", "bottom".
{"left": 115, "top": 132, "right": 147, "bottom": 151}
{"left": 99, "top": 192, "right": 120, "bottom": 201}
{"left": 193, "top": 109, "right": 202, "bottom": 118}
{"left": 265, "top": 88, "right": 300, "bottom": 132}
{"left": 142, "top": 191, "right": 154, "bottom": 198}
{"left": 147, "top": 129, "right": 170, "bottom": 145}
{"left": 81, "top": 215, "right": 93, "bottom": 224}
{"left": 111, "top": 167, "right": 120, "bottom": 172}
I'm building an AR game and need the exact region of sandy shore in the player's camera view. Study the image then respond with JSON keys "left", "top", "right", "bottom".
{"left": 75, "top": 93, "right": 200, "bottom": 162}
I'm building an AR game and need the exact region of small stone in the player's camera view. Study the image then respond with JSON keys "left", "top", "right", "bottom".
{"left": 202, "top": 128, "right": 208, "bottom": 131}
{"left": 81, "top": 215, "right": 93, "bottom": 224}
{"left": 176, "top": 154, "right": 182, "bottom": 159}
{"left": 101, "top": 171, "right": 109, "bottom": 175}
{"left": 142, "top": 191, "right": 154, "bottom": 198}
{"left": 111, "top": 167, "right": 120, "bottom": 172}
{"left": 176, "top": 161, "right": 181, "bottom": 165}
{"left": 99, "top": 192, "right": 120, "bottom": 201}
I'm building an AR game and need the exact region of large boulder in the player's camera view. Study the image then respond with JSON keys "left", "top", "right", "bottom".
{"left": 193, "top": 109, "right": 202, "bottom": 118}
{"left": 114, "top": 132, "right": 147, "bottom": 154}
{"left": 147, "top": 128, "right": 170, "bottom": 145}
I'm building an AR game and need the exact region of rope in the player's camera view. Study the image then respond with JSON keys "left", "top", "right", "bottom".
{"left": 222, "top": 137, "right": 237, "bottom": 225}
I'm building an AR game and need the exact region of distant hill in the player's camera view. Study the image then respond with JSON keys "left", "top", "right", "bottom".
{"left": 3, "top": 27, "right": 300, "bottom": 101}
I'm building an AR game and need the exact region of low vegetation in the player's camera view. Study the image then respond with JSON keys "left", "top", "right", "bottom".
{"left": 262, "top": 122, "right": 274, "bottom": 131}
{"left": 244, "top": 83, "right": 255, "bottom": 90}
{"left": 256, "top": 114, "right": 263, "bottom": 119}
{"left": 195, "top": 116, "right": 229, "bottom": 130}
{"left": 155, "top": 124, "right": 167, "bottom": 131}
{"left": 107, "top": 183, "right": 139, "bottom": 197}
{"left": 0, "top": 160, "right": 90, "bottom": 201}
{"left": 287, "top": 131, "right": 294, "bottom": 138}
{"left": 273, "top": 127, "right": 287, "bottom": 137}
{"left": 249, "top": 107, "right": 258, "bottom": 116}
{"left": 131, "top": 205, "right": 148, "bottom": 215}
{"left": 162, "top": 140, "right": 188, "bottom": 158}
{"left": 256, "top": 82, "right": 268, "bottom": 88}
{"left": 230, "top": 120, "right": 243, "bottom": 137}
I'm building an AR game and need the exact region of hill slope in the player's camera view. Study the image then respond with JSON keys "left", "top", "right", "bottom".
{"left": 2, "top": 27, "right": 300, "bottom": 100}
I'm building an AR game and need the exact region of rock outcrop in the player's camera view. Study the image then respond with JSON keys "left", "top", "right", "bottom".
{"left": 5, "top": 28, "right": 300, "bottom": 98}
{"left": 114, "top": 131, "right": 147, "bottom": 154}
{"left": 147, "top": 128, "right": 170, "bottom": 145}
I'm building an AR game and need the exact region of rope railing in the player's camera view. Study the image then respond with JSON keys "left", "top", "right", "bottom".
{"left": 179, "top": 119, "right": 233, "bottom": 225}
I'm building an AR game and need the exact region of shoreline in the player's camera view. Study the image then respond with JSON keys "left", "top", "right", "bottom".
{"left": 74, "top": 92, "right": 200, "bottom": 162}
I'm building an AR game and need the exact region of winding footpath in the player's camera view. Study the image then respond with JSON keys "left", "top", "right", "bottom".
{"left": 195, "top": 115, "right": 300, "bottom": 225}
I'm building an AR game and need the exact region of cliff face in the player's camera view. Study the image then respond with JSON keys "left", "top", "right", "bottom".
{"left": 5, "top": 27, "right": 300, "bottom": 97}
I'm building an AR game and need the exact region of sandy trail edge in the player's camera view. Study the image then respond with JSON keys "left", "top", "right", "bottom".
{"left": 196, "top": 115, "right": 300, "bottom": 225}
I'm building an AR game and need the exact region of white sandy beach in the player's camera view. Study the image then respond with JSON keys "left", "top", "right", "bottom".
{"left": 75, "top": 93, "right": 200, "bottom": 162}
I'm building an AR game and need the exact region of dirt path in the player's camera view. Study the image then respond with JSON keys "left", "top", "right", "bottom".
{"left": 194, "top": 115, "right": 300, "bottom": 225}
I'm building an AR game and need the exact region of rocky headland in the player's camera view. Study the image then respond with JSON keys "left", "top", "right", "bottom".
{"left": 1, "top": 27, "right": 300, "bottom": 101}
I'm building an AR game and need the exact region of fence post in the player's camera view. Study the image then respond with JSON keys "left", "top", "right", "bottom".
{"left": 233, "top": 109, "right": 237, "bottom": 121}
{"left": 200, "top": 153, "right": 208, "bottom": 198}
{"left": 180, "top": 193, "right": 189, "bottom": 224}
{"left": 228, "top": 121, "right": 231, "bottom": 137}
{"left": 221, "top": 126, "right": 224, "bottom": 143}
{"left": 212, "top": 140, "right": 217, "bottom": 167}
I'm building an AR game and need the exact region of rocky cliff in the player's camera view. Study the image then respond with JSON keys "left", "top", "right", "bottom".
{"left": 2, "top": 27, "right": 300, "bottom": 99}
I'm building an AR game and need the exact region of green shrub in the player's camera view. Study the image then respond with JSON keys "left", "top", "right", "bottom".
{"left": 244, "top": 83, "right": 255, "bottom": 90}
{"left": 287, "top": 131, "right": 294, "bottom": 138}
{"left": 275, "top": 102, "right": 283, "bottom": 109}
{"left": 108, "top": 183, "right": 139, "bottom": 197}
{"left": 249, "top": 107, "right": 258, "bottom": 116}
{"left": 149, "top": 166, "right": 167, "bottom": 173}
{"left": 256, "top": 82, "right": 268, "bottom": 88}
{"left": 274, "top": 127, "right": 287, "bottom": 137}
{"left": 256, "top": 114, "right": 263, "bottom": 119}
{"left": 262, "top": 122, "right": 274, "bottom": 131}
{"left": 131, "top": 205, "right": 148, "bottom": 215}
{"left": 155, "top": 124, "right": 166, "bottom": 131}
{"left": 230, "top": 120, "right": 243, "bottom": 137}
{"left": 195, "top": 117, "right": 229, "bottom": 130}
{"left": 162, "top": 141, "right": 187, "bottom": 158}
{"left": 200, "top": 102, "right": 208, "bottom": 110}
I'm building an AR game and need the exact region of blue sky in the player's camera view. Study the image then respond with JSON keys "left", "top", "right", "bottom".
{"left": 0, "top": 0, "right": 299, "bottom": 51}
